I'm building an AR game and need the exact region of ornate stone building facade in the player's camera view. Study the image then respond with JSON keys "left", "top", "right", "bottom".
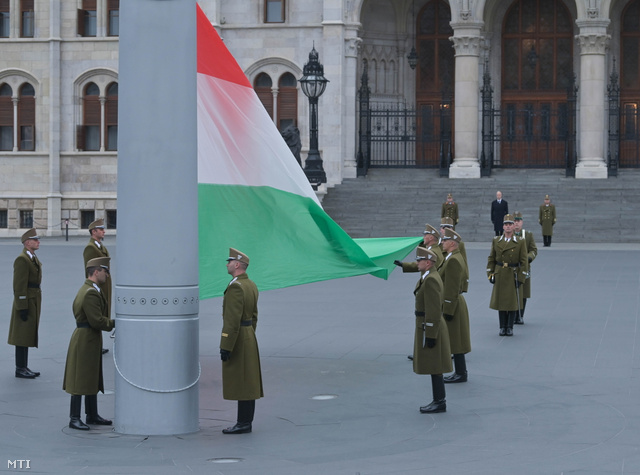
{"left": 0, "top": 0, "right": 636, "bottom": 236}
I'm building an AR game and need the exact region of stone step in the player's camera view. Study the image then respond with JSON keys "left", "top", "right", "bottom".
{"left": 322, "top": 168, "right": 640, "bottom": 243}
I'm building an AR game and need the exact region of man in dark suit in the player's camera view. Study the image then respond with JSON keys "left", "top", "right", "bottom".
{"left": 490, "top": 191, "right": 509, "bottom": 236}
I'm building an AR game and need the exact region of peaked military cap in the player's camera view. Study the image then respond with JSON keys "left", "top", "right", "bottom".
{"left": 227, "top": 247, "right": 250, "bottom": 265}
{"left": 423, "top": 224, "right": 439, "bottom": 236}
{"left": 544, "top": 194, "right": 550, "bottom": 199}
{"left": 514, "top": 211, "right": 523, "bottom": 220}
{"left": 503, "top": 214, "right": 515, "bottom": 224}
{"left": 447, "top": 193, "right": 453, "bottom": 199}
{"left": 416, "top": 246, "right": 438, "bottom": 263}
{"left": 442, "top": 228, "right": 462, "bottom": 242}
{"left": 89, "top": 218, "right": 105, "bottom": 230}
{"left": 86, "top": 256, "right": 110, "bottom": 270}
{"left": 21, "top": 228, "right": 39, "bottom": 243}
{"left": 440, "top": 217, "right": 454, "bottom": 227}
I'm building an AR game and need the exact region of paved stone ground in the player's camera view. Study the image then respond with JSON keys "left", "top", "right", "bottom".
{"left": 1, "top": 237, "right": 640, "bottom": 474}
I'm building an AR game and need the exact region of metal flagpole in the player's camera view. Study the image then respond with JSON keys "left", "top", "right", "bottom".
{"left": 114, "top": 0, "right": 199, "bottom": 435}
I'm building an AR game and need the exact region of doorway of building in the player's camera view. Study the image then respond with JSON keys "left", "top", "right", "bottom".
{"left": 500, "top": 0, "right": 574, "bottom": 167}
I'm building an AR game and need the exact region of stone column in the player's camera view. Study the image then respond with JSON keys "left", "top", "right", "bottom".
{"left": 449, "top": 24, "right": 483, "bottom": 178}
{"left": 321, "top": 0, "right": 346, "bottom": 187}
{"left": 575, "top": 20, "right": 610, "bottom": 179}
{"left": 11, "top": 97, "right": 18, "bottom": 152}
{"left": 99, "top": 96, "right": 106, "bottom": 152}
{"left": 343, "top": 27, "right": 361, "bottom": 179}
{"left": 47, "top": 0, "right": 62, "bottom": 236}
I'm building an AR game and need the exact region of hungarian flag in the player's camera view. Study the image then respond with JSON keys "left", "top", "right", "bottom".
{"left": 196, "top": 5, "right": 420, "bottom": 299}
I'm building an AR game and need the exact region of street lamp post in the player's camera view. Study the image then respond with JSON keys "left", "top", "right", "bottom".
{"left": 299, "top": 46, "right": 329, "bottom": 188}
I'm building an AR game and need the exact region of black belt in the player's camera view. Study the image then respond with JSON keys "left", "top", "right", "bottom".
{"left": 415, "top": 311, "right": 425, "bottom": 317}
{"left": 240, "top": 320, "right": 252, "bottom": 326}
{"left": 76, "top": 322, "right": 91, "bottom": 328}
{"left": 28, "top": 284, "right": 40, "bottom": 289}
{"left": 496, "top": 261, "right": 520, "bottom": 268}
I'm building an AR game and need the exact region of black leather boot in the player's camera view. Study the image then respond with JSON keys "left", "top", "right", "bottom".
{"left": 499, "top": 312, "right": 507, "bottom": 336}
{"left": 420, "top": 375, "right": 446, "bottom": 413}
{"left": 69, "top": 395, "right": 89, "bottom": 430}
{"left": 506, "top": 312, "right": 515, "bottom": 336}
{"left": 15, "top": 347, "right": 36, "bottom": 378}
{"left": 85, "top": 395, "right": 112, "bottom": 425}
{"left": 21, "top": 346, "right": 40, "bottom": 376}
{"left": 222, "top": 400, "right": 254, "bottom": 434}
{"left": 445, "top": 355, "right": 468, "bottom": 383}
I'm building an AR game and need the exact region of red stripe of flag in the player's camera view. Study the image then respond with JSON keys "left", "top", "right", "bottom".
{"left": 196, "top": 4, "right": 251, "bottom": 88}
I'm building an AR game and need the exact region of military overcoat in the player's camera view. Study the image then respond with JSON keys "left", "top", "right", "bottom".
{"left": 8, "top": 249, "right": 42, "bottom": 348}
{"left": 539, "top": 204, "right": 556, "bottom": 236}
{"left": 63, "top": 280, "right": 115, "bottom": 395}
{"left": 83, "top": 239, "right": 112, "bottom": 317}
{"left": 456, "top": 240, "right": 470, "bottom": 292}
{"left": 412, "top": 270, "right": 452, "bottom": 375}
{"left": 487, "top": 235, "right": 528, "bottom": 311}
{"left": 441, "top": 202, "right": 459, "bottom": 225}
{"left": 516, "top": 229, "right": 537, "bottom": 299}
{"left": 441, "top": 249, "right": 471, "bottom": 354}
{"left": 220, "top": 273, "right": 263, "bottom": 401}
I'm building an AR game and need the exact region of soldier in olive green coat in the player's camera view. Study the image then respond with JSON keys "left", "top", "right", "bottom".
{"left": 441, "top": 193, "right": 459, "bottom": 227}
{"left": 539, "top": 194, "right": 556, "bottom": 247}
{"left": 487, "top": 214, "right": 528, "bottom": 336}
{"left": 412, "top": 247, "right": 452, "bottom": 414}
{"left": 83, "top": 219, "right": 112, "bottom": 317}
{"left": 8, "top": 228, "right": 42, "bottom": 379}
{"left": 63, "top": 257, "right": 115, "bottom": 430}
{"left": 514, "top": 211, "right": 537, "bottom": 324}
{"left": 440, "top": 217, "right": 469, "bottom": 292}
{"left": 220, "top": 248, "right": 263, "bottom": 434}
{"left": 83, "top": 218, "right": 112, "bottom": 355}
{"left": 440, "top": 228, "right": 471, "bottom": 384}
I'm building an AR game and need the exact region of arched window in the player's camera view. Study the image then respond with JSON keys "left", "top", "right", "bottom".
{"left": 0, "top": 82, "right": 36, "bottom": 151}
{"left": 80, "top": 82, "right": 100, "bottom": 151}
{"left": 0, "top": 84, "right": 12, "bottom": 151}
{"left": 105, "top": 82, "right": 118, "bottom": 150}
{"left": 254, "top": 73, "right": 274, "bottom": 118}
{"left": 18, "top": 83, "right": 35, "bottom": 150}
{"left": 277, "top": 72, "right": 297, "bottom": 130}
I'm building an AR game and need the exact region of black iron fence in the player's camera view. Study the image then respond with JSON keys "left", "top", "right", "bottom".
{"left": 480, "top": 66, "right": 577, "bottom": 177}
{"left": 356, "top": 69, "right": 452, "bottom": 176}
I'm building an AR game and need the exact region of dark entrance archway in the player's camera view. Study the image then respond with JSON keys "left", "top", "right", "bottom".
{"left": 618, "top": 0, "right": 640, "bottom": 167}
{"left": 500, "top": 0, "right": 574, "bottom": 167}
{"left": 416, "top": 0, "right": 454, "bottom": 167}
